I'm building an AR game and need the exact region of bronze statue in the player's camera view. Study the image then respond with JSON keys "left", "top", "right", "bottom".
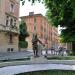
{"left": 32, "top": 34, "right": 45, "bottom": 57}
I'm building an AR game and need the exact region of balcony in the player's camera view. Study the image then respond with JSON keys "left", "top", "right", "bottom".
{"left": 0, "top": 25, "right": 19, "bottom": 34}
{"left": 0, "top": 24, "right": 5, "bottom": 31}
{"left": 5, "top": 26, "right": 19, "bottom": 34}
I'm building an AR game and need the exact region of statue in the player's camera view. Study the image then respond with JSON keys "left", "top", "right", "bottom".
{"left": 32, "top": 34, "right": 45, "bottom": 57}
{"left": 32, "top": 34, "right": 38, "bottom": 57}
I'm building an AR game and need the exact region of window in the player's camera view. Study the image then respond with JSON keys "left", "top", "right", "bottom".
{"left": 34, "top": 25, "right": 36, "bottom": 30}
{"left": 34, "top": 17, "right": 36, "bottom": 22}
{"left": 11, "top": 48, "right": 14, "bottom": 52}
{"left": 9, "top": 34, "right": 13, "bottom": 44}
{"left": 7, "top": 48, "right": 10, "bottom": 52}
{"left": 44, "top": 28, "right": 46, "bottom": 32}
{"left": 0, "top": 0, "right": 1, "bottom": 10}
{"left": 10, "top": 17, "right": 17, "bottom": 28}
{"left": 14, "top": 19, "right": 16, "bottom": 26}
{"left": 34, "top": 17, "right": 37, "bottom": 31}
{"left": 7, "top": 48, "right": 14, "bottom": 52}
{"left": 41, "top": 33, "right": 43, "bottom": 39}
{"left": 6, "top": 16, "right": 9, "bottom": 26}
{"left": 41, "top": 25, "right": 43, "bottom": 31}
{"left": 10, "top": 3, "right": 14, "bottom": 13}
{"left": 10, "top": 18, "right": 13, "bottom": 27}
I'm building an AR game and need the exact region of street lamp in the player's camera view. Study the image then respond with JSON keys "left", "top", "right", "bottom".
{"left": 45, "top": 36, "right": 48, "bottom": 55}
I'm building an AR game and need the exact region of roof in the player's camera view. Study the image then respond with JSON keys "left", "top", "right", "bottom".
{"left": 20, "top": 13, "right": 43, "bottom": 18}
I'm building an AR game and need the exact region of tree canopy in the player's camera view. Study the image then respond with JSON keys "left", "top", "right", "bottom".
{"left": 44, "top": 0, "right": 75, "bottom": 53}
{"left": 44, "top": 0, "right": 75, "bottom": 43}
{"left": 20, "top": 0, "right": 75, "bottom": 52}
{"left": 19, "top": 21, "right": 29, "bottom": 38}
{"left": 19, "top": 21, "right": 29, "bottom": 48}
{"left": 20, "top": 0, "right": 75, "bottom": 27}
{"left": 20, "top": 0, "right": 41, "bottom": 5}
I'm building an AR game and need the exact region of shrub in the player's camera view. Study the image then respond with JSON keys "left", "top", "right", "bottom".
{"left": 19, "top": 41, "right": 28, "bottom": 48}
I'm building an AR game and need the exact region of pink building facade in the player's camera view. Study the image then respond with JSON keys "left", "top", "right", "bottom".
{"left": 0, "top": 0, "right": 19, "bottom": 52}
{"left": 21, "top": 13, "right": 59, "bottom": 50}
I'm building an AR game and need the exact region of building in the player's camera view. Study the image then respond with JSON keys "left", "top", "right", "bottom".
{"left": 20, "top": 12, "right": 59, "bottom": 50}
{"left": 0, "top": 0, "right": 19, "bottom": 52}
{"left": 51, "top": 26, "right": 59, "bottom": 50}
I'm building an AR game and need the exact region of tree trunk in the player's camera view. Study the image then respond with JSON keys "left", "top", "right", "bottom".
{"left": 72, "top": 42, "right": 75, "bottom": 55}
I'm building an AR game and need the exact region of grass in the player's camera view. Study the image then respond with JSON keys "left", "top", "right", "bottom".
{"left": 15, "top": 70, "right": 75, "bottom": 75}
{"left": 46, "top": 56, "right": 75, "bottom": 60}
{"left": 0, "top": 57, "right": 30, "bottom": 62}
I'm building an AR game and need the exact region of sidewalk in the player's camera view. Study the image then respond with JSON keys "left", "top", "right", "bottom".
{"left": 0, "top": 56, "right": 75, "bottom": 67}
{"left": 0, "top": 51, "right": 75, "bottom": 67}
{"left": 0, "top": 51, "right": 33, "bottom": 60}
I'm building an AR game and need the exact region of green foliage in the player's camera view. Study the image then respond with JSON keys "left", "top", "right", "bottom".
{"left": 19, "top": 21, "right": 29, "bottom": 48}
{"left": 16, "top": 70, "right": 75, "bottom": 75}
{"left": 46, "top": 55, "right": 75, "bottom": 59}
{"left": 20, "top": 0, "right": 41, "bottom": 5}
{"left": 19, "top": 21, "right": 29, "bottom": 38}
{"left": 19, "top": 41, "right": 28, "bottom": 48}
{"left": 45, "top": 0, "right": 75, "bottom": 44}
{"left": 61, "top": 28, "right": 75, "bottom": 42}
{"left": 45, "top": 0, "right": 64, "bottom": 27}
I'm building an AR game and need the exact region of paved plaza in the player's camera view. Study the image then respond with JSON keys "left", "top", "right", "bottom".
{"left": 0, "top": 64, "right": 75, "bottom": 75}
{"left": 0, "top": 51, "right": 34, "bottom": 60}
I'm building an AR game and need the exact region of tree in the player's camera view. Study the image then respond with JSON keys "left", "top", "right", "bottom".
{"left": 45, "top": 0, "right": 75, "bottom": 54}
{"left": 20, "top": 0, "right": 75, "bottom": 53}
{"left": 19, "top": 21, "right": 29, "bottom": 49}
{"left": 20, "top": 0, "right": 42, "bottom": 5}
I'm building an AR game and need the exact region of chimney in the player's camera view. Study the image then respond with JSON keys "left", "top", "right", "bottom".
{"left": 29, "top": 12, "right": 34, "bottom": 16}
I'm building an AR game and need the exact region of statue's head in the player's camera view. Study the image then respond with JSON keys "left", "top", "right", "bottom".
{"left": 35, "top": 34, "right": 37, "bottom": 38}
{"left": 32, "top": 33, "right": 37, "bottom": 42}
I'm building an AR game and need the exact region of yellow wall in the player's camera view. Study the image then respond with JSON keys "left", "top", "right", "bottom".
{"left": 0, "top": 32, "right": 19, "bottom": 52}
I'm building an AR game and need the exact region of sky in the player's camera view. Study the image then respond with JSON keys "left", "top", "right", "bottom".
{"left": 19, "top": 1, "right": 60, "bottom": 34}
{"left": 19, "top": 1, "right": 47, "bottom": 17}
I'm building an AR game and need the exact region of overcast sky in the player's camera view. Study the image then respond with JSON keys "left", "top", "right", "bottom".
{"left": 19, "top": 1, "right": 60, "bottom": 34}
{"left": 19, "top": 1, "right": 46, "bottom": 17}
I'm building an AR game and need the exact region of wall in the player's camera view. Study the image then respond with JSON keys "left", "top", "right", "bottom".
{"left": 0, "top": 32, "right": 18, "bottom": 52}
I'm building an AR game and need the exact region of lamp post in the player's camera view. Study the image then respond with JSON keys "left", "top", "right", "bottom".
{"left": 45, "top": 37, "right": 48, "bottom": 55}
